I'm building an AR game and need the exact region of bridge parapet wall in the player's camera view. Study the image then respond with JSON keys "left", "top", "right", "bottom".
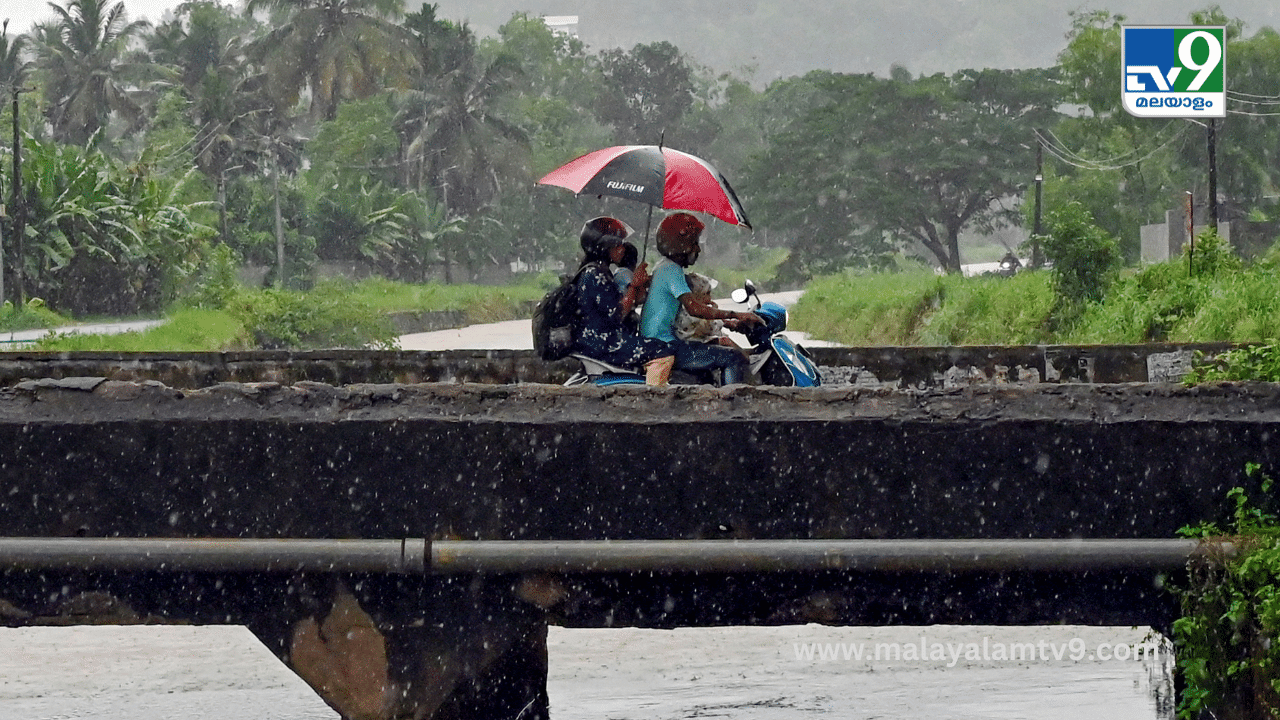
{"left": 0, "top": 342, "right": 1243, "bottom": 388}
{"left": 0, "top": 379, "right": 1275, "bottom": 542}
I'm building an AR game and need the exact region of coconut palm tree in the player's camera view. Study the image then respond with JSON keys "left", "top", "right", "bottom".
{"left": 0, "top": 20, "right": 29, "bottom": 91}
{"left": 393, "top": 22, "right": 528, "bottom": 219}
{"left": 244, "top": 0, "right": 416, "bottom": 120}
{"left": 35, "top": 0, "right": 155, "bottom": 145}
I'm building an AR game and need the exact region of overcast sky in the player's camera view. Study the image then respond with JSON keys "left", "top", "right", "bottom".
{"left": 4, "top": 0, "right": 183, "bottom": 34}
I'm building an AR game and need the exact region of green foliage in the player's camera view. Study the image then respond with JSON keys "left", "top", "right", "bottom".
{"left": 225, "top": 282, "right": 399, "bottom": 350}
{"left": 32, "top": 308, "right": 248, "bottom": 351}
{"left": 1190, "top": 228, "right": 1242, "bottom": 277}
{"left": 341, "top": 276, "right": 545, "bottom": 323}
{"left": 0, "top": 298, "right": 68, "bottom": 333}
{"left": 1067, "top": 233, "right": 1280, "bottom": 345}
{"left": 1037, "top": 201, "right": 1121, "bottom": 313}
{"left": 745, "top": 67, "right": 1060, "bottom": 281}
{"left": 186, "top": 243, "right": 245, "bottom": 310}
{"left": 914, "top": 271, "right": 1057, "bottom": 345}
{"left": 791, "top": 269, "right": 1057, "bottom": 346}
{"left": 1185, "top": 343, "right": 1280, "bottom": 383}
{"left": 18, "top": 137, "right": 213, "bottom": 316}
{"left": 1173, "top": 466, "right": 1280, "bottom": 719}
{"left": 789, "top": 270, "right": 946, "bottom": 346}
{"left": 595, "top": 41, "right": 695, "bottom": 144}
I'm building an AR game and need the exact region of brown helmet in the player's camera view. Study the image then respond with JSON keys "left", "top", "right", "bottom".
{"left": 655, "top": 213, "right": 705, "bottom": 266}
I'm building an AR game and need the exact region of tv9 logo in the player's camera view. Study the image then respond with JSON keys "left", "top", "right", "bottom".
{"left": 1122, "top": 26, "right": 1225, "bottom": 118}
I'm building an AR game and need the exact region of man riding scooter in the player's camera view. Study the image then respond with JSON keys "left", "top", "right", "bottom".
{"left": 639, "top": 213, "right": 763, "bottom": 385}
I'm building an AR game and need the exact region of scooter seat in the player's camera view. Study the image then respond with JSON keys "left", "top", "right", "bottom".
{"left": 569, "top": 354, "right": 642, "bottom": 377}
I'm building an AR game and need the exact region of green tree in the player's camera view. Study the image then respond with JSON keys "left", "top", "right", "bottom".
{"left": 747, "top": 68, "right": 1060, "bottom": 279}
{"left": 34, "top": 0, "right": 155, "bottom": 145}
{"left": 0, "top": 20, "right": 28, "bottom": 91}
{"left": 19, "top": 137, "right": 212, "bottom": 314}
{"left": 244, "top": 0, "right": 416, "bottom": 120}
{"left": 491, "top": 13, "right": 609, "bottom": 176}
{"left": 596, "top": 41, "right": 695, "bottom": 144}
{"left": 393, "top": 12, "right": 528, "bottom": 222}
{"left": 303, "top": 94, "right": 403, "bottom": 261}
{"left": 1039, "top": 200, "right": 1121, "bottom": 310}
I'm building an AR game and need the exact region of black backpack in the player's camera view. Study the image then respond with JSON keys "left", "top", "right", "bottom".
{"left": 532, "top": 264, "right": 594, "bottom": 361}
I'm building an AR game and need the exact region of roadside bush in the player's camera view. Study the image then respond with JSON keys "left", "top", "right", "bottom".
{"left": 186, "top": 244, "right": 244, "bottom": 311}
{"left": 1038, "top": 201, "right": 1122, "bottom": 322}
{"left": 0, "top": 298, "right": 68, "bottom": 333}
{"left": 226, "top": 285, "right": 398, "bottom": 350}
{"left": 32, "top": 309, "right": 247, "bottom": 351}
{"left": 1069, "top": 230, "right": 1279, "bottom": 344}
{"left": 790, "top": 270, "right": 944, "bottom": 346}
{"left": 914, "top": 271, "right": 1056, "bottom": 345}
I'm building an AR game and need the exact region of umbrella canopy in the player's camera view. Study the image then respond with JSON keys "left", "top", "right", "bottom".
{"left": 537, "top": 145, "right": 751, "bottom": 229}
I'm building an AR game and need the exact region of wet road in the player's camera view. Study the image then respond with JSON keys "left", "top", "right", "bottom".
{"left": 397, "top": 290, "right": 838, "bottom": 351}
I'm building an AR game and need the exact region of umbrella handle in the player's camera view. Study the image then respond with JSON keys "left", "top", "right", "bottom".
{"left": 642, "top": 130, "right": 663, "bottom": 262}
{"left": 641, "top": 204, "right": 654, "bottom": 264}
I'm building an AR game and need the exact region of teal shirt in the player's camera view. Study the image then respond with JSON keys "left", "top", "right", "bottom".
{"left": 640, "top": 259, "right": 692, "bottom": 343}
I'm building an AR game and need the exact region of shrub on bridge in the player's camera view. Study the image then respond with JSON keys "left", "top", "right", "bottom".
{"left": 1176, "top": 466, "right": 1280, "bottom": 718}
{"left": 1184, "top": 343, "right": 1280, "bottom": 383}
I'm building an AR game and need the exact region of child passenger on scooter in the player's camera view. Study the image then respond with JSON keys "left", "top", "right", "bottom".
{"left": 674, "top": 272, "right": 746, "bottom": 354}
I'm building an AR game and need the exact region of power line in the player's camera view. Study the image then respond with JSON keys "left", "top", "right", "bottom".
{"left": 1227, "top": 89, "right": 1280, "bottom": 101}
{"left": 1227, "top": 93, "right": 1280, "bottom": 106}
{"left": 1037, "top": 124, "right": 1179, "bottom": 167}
{"left": 1226, "top": 108, "right": 1280, "bottom": 117}
{"left": 1034, "top": 124, "right": 1188, "bottom": 172}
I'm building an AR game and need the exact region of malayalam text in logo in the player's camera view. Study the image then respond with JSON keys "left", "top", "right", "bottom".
{"left": 1122, "top": 26, "right": 1225, "bottom": 118}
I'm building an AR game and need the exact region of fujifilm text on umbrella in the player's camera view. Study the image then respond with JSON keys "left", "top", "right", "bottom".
{"left": 606, "top": 181, "right": 646, "bottom": 194}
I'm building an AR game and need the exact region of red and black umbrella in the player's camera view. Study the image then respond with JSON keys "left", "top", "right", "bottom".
{"left": 537, "top": 145, "right": 751, "bottom": 229}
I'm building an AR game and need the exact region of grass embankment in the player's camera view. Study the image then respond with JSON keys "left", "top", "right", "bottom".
{"left": 30, "top": 277, "right": 550, "bottom": 352}
{"left": 0, "top": 299, "right": 70, "bottom": 334}
{"left": 790, "top": 256, "right": 1280, "bottom": 348}
{"left": 21, "top": 245, "right": 781, "bottom": 353}
{"left": 791, "top": 270, "right": 1057, "bottom": 346}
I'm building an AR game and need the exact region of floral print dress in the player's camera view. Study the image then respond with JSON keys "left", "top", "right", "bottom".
{"left": 571, "top": 263, "right": 672, "bottom": 369}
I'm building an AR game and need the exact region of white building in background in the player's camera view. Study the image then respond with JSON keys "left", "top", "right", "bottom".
{"left": 542, "top": 15, "right": 579, "bottom": 37}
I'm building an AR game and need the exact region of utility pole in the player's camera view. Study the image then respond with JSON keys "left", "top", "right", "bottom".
{"left": 1186, "top": 190, "right": 1195, "bottom": 277}
{"left": 1031, "top": 134, "right": 1045, "bottom": 269}
{"left": 1206, "top": 118, "right": 1219, "bottom": 228}
{"left": 272, "top": 149, "right": 284, "bottom": 289}
{"left": 10, "top": 83, "right": 22, "bottom": 308}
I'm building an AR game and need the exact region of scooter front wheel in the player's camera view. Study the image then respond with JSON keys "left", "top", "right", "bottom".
{"left": 759, "top": 354, "right": 796, "bottom": 387}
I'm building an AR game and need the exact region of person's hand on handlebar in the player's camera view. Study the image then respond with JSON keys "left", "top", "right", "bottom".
{"left": 723, "top": 311, "right": 763, "bottom": 330}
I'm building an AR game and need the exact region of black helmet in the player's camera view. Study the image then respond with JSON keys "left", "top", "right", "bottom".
{"left": 580, "top": 216, "right": 632, "bottom": 260}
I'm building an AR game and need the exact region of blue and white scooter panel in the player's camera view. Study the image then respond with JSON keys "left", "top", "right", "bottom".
{"left": 769, "top": 336, "right": 822, "bottom": 387}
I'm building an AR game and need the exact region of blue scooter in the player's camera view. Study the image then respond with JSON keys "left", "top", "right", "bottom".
{"left": 729, "top": 280, "right": 823, "bottom": 387}
{"left": 564, "top": 280, "right": 822, "bottom": 387}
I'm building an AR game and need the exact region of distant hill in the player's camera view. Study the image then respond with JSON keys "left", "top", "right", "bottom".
{"left": 424, "top": 0, "right": 1280, "bottom": 82}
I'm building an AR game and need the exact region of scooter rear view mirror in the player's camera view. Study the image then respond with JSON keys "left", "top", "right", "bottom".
{"left": 730, "top": 288, "right": 749, "bottom": 304}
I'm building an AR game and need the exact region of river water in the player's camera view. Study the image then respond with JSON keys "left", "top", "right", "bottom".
{"left": 3, "top": 624, "right": 1173, "bottom": 719}
{"left": 548, "top": 624, "right": 1175, "bottom": 720}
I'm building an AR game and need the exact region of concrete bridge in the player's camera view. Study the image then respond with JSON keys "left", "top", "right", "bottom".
{"left": 0, "top": 360, "right": 1276, "bottom": 718}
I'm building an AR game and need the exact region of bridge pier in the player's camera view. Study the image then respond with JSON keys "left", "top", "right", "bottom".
{"left": 0, "top": 568, "right": 551, "bottom": 720}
